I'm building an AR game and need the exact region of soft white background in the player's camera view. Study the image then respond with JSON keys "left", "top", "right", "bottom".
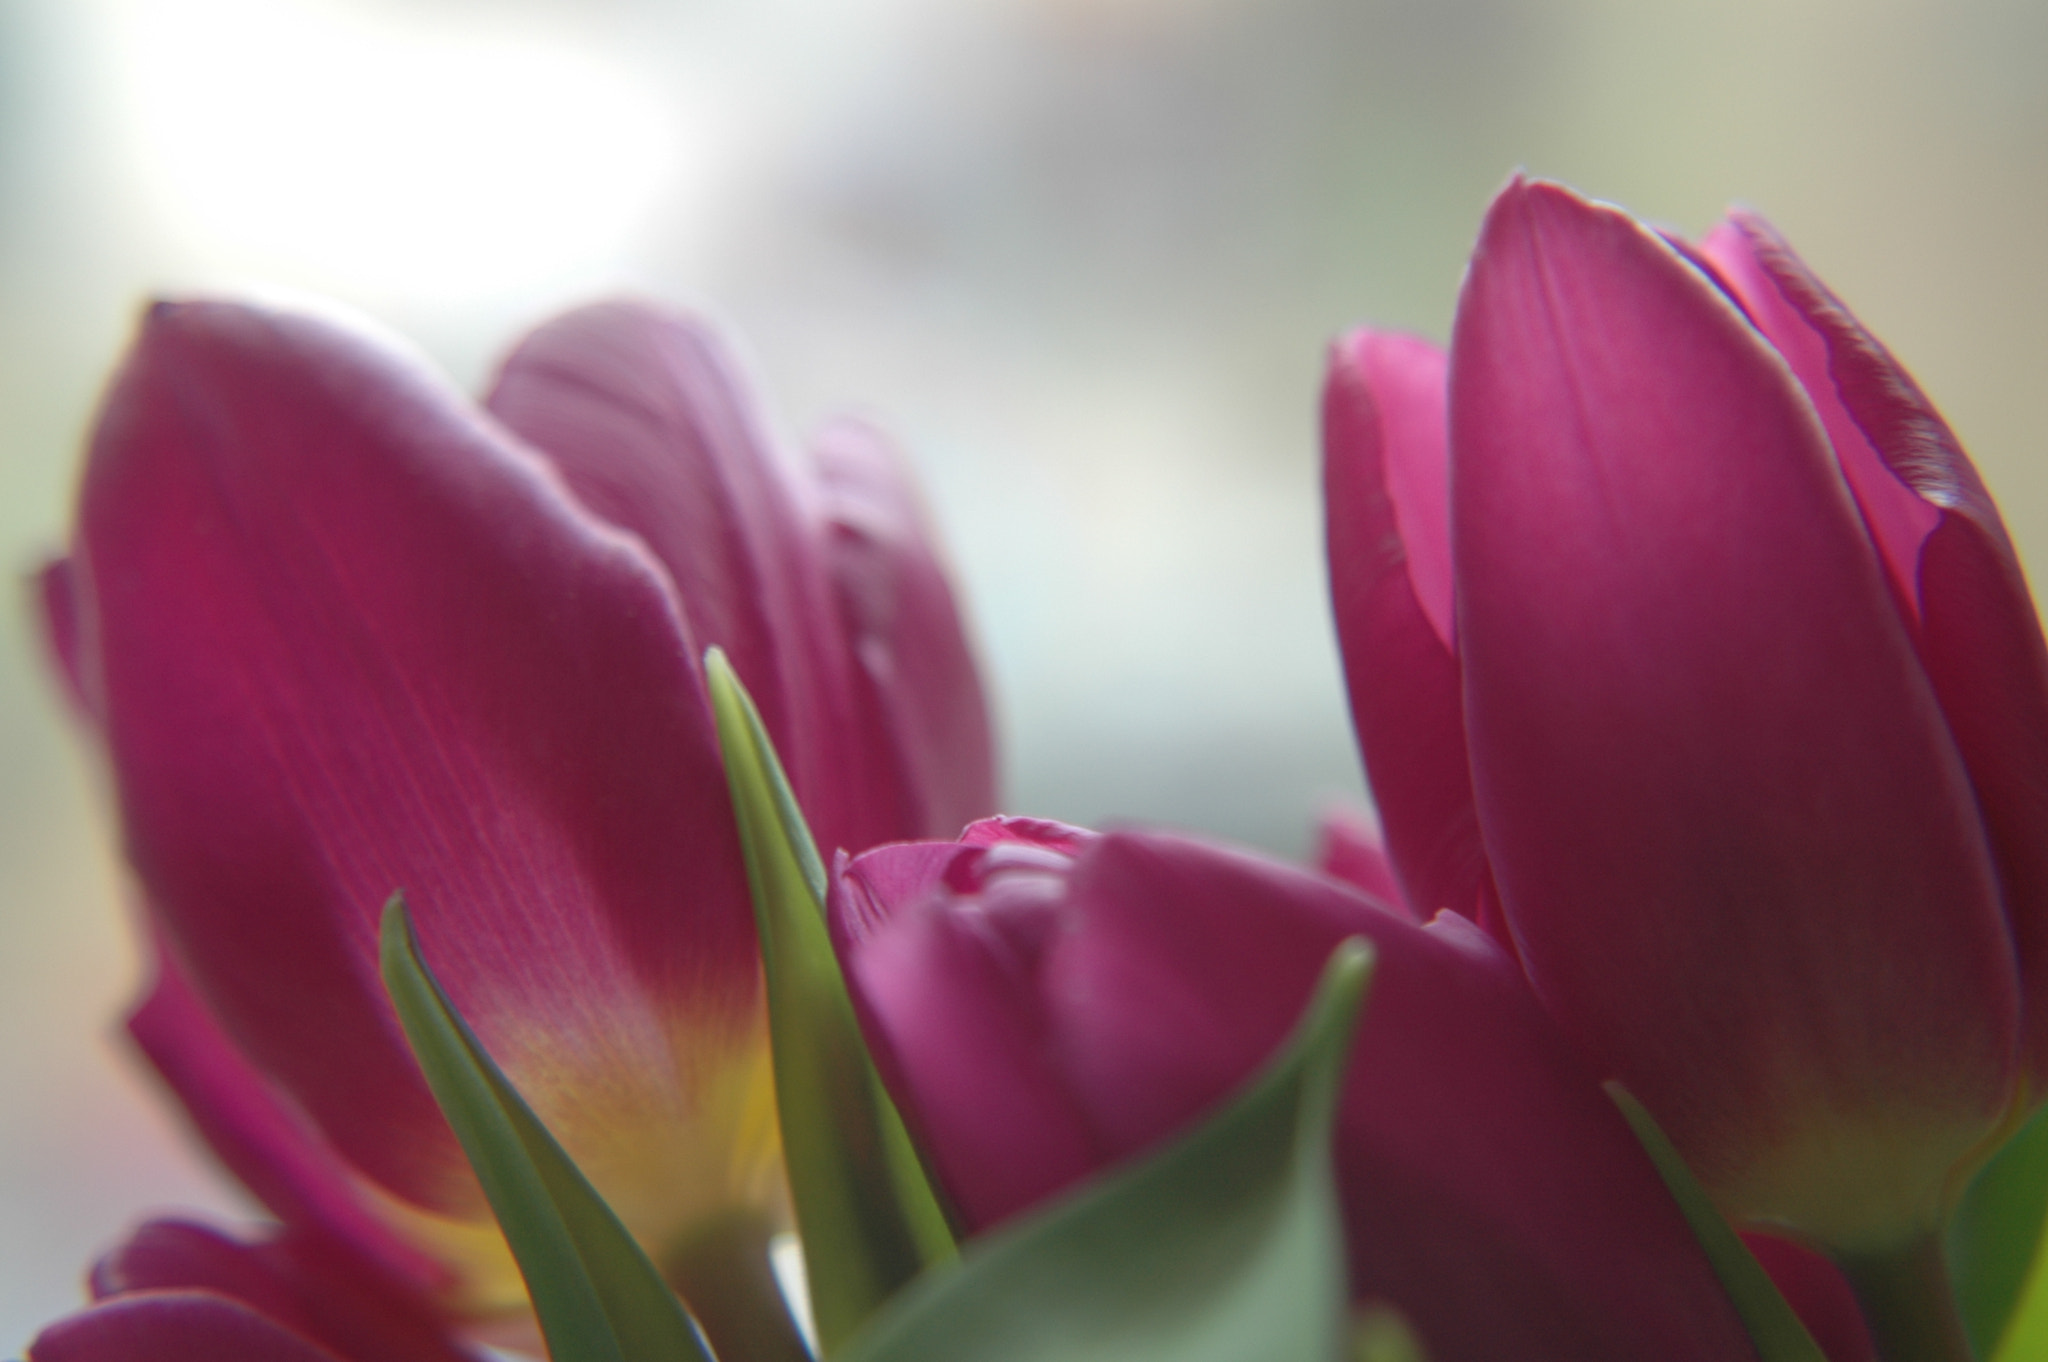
{"left": 1, "top": 0, "right": 2044, "bottom": 1347}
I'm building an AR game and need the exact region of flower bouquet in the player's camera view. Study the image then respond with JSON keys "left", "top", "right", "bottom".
{"left": 22, "top": 178, "right": 2048, "bottom": 1362}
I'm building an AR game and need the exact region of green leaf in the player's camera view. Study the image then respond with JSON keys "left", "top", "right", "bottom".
{"left": 379, "top": 897, "right": 714, "bottom": 1362}
{"left": 1992, "top": 1223, "right": 2048, "bottom": 1362}
{"left": 834, "top": 938, "right": 1376, "bottom": 1362}
{"left": 1606, "top": 1084, "right": 1827, "bottom": 1362}
{"left": 1952, "top": 1102, "right": 2048, "bottom": 1359}
{"left": 705, "top": 648, "right": 955, "bottom": 1354}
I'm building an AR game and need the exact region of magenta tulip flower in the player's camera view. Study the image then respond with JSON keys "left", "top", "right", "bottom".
{"left": 29, "top": 1219, "right": 477, "bottom": 1362}
{"left": 36, "top": 297, "right": 994, "bottom": 1323}
{"left": 1324, "top": 177, "right": 2048, "bottom": 1265}
{"left": 829, "top": 818, "right": 1763, "bottom": 1362}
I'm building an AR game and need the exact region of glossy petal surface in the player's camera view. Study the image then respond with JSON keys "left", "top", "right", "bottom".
{"left": 1452, "top": 180, "right": 2014, "bottom": 1244}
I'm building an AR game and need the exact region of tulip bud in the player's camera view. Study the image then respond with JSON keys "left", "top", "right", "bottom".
{"left": 829, "top": 818, "right": 1761, "bottom": 1362}
{"left": 1325, "top": 176, "right": 2048, "bottom": 1264}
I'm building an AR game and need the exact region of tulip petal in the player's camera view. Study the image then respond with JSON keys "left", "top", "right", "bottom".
{"left": 90, "top": 1220, "right": 478, "bottom": 1362}
{"left": 1606, "top": 1086, "right": 1827, "bottom": 1361}
{"left": 1740, "top": 1234, "right": 1877, "bottom": 1362}
{"left": 30, "top": 1293, "right": 365, "bottom": 1362}
{"left": 838, "top": 824, "right": 1761, "bottom": 1362}
{"left": 1696, "top": 219, "right": 1940, "bottom": 625}
{"left": 1312, "top": 806, "right": 1413, "bottom": 917}
{"left": 1323, "top": 331, "right": 1493, "bottom": 924}
{"left": 832, "top": 839, "right": 1116, "bottom": 1230}
{"left": 483, "top": 301, "right": 890, "bottom": 860}
{"left": 1452, "top": 179, "right": 2015, "bottom": 1244}
{"left": 73, "top": 301, "right": 760, "bottom": 1255}
{"left": 813, "top": 416, "right": 997, "bottom": 841}
{"left": 126, "top": 943, "right": 447, "bottom": 1296}
{"left": 833, "top": 942, "right": 1368, "bottom": 1362}
{"left": 1046, "top": 833, "right": 1758, "bottom": 1362}
{"left": 1705, "top": 213, "right": 2048, "bottom": 1090}
{"left": 30, "top": 1292, "right": 355, "bottom": 1362}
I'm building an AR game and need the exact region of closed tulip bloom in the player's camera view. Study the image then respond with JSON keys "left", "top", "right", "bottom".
{"left": 829, "top": 819, "right": 1762, "bottom": 1362}
{"left": 37, "top": 298, "right": 993, "bottom": 1327}
{"left": 1323, "top": 177, "right": 2048, "bottom": 1262}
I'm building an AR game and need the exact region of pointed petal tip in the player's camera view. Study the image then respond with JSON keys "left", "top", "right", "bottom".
{"left": 1476, "top": 175, "right": 1651, "bottom": 255}
{"left": 1326, "top": 326, "right": 1374, "bottom": 372}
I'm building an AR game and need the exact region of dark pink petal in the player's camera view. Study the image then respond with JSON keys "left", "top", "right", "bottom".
{"left": 482, "top": 301, "right": 880, "bottom": 857}
{"left": 814, "top": 417, "right": 997, "bottom": 842}
{"left": 1741, "top": 1233, "right": 1876, "bottom": 1362}
{"left": 1323, "top": 331, "right": 1494, "bottom": 923}
{"left": 837, "top": 824, "right": 1759, "bottom": 1362}
{"left": 1916, "top": 517, "right": 2048, "bottom": 1087}
{"left": 91, "top": 1220, "right": 476, "bottom": 1362}
{"left": 1699, "top": 218, "right": 1941, "bottom": 628}
{"left": 1312, "top": 806, "right": 1414, "bottom": 917}
{"left": 126, "top": 945, "right": 444, "bottom": 1297}
{"left": 1048, "top": 834, "right": 1756, "bottom": 1362}
{"left": 29, "top": 1292, "right": 348, "bottom": 1362}
{"left": 1706, "top": 213, "right": 2048, "bottom": 1090}
{"left": 1452, "top": 179, "right": 2015, "bottom": 1242}
{"left": 74, "top": 300, "right": 756, "bottom": 1225}
{"left": 833, "top": 839, "right": 1114, "bottom": 1227}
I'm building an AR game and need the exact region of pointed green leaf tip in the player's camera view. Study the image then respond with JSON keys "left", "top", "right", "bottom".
{"left": 705, "top": 647, "right": 956, "bottom": 1354}
{"left": 1606, "top": 1083, "right": 1828, "bottom": 1362}
{"left": 833, "top": 938, "right": 1375, "bottom": 1362}
{"left": 378, "top": 897, "right": 713, "bottom": 1362}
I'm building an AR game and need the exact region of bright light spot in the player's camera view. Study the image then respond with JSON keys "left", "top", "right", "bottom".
{"left": 768, "top": 1231, "right": 818, "bottom": 1352}
{"left": 110, "top": 0, "right": 686, "bottom": 301}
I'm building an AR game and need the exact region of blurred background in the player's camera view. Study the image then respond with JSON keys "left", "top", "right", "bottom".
{"left": 2, "top": 0, "right": 2045, "bottom": 1347}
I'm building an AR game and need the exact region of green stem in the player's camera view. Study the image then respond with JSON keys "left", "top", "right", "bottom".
{"left": 1837, "top": 1233, "right": 1979, "bottom": 1362}
{"left": 663, "top": 1208, "right": 814, "bottom": 1362}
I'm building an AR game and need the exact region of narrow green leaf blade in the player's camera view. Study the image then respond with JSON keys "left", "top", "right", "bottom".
{"left": 835, "top": 939, "right": 1375, "bottom": 1362}
{"left": 1950, "top": 1102, "right": 2048, "bottom": 1358}
{"left": 1606, "top": 1084, "right": 1827, "bottom": 1362}
{"left": 705, "top": 648, "right": 954, "bottom": 1353}
{"left": 379, "top": 898, "right": 713, "bottom": 1362}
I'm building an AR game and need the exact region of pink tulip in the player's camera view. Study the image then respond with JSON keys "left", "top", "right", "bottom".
{"left": 829, "top": 818, "right": 1762, "bottom": 1362}
{"left": 36, "top": 298, "right": 993, "bottom": 1319}
{"left": 28, "top": 1219, "right": 476, "bottom": 1362}
{"left": 1324, "top": 176, "right": 2048, "bottom": 1254}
